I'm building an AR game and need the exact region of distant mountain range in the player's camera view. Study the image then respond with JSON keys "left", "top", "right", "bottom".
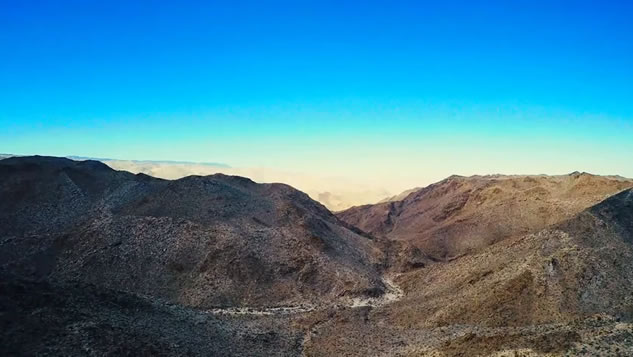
{"left": 1, "top": 153, "right": 230, "bottom": 167}
{"left": 71, "top": 155, "right": 231, "bottom": 168}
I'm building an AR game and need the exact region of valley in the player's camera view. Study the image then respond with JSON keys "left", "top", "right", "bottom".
{"left": 2, "top": 156, "right": 633, "bottom": 356}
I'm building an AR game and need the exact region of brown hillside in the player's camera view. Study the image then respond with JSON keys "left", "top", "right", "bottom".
{"left": 338, "top": 173, "right": 633, "bottom": 260}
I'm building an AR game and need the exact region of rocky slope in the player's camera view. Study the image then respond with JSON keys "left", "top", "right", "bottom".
{"left": 380, "top": 188, "right": 633, "bottom": 328}
{"left": 303, "top": 188, "right": 633, "bottom": 356}
{"left": 0, "top": 156, "right": 384, "bottom": 308}
{"left": 338, "top": 173, "right": 633, "bottom": 260}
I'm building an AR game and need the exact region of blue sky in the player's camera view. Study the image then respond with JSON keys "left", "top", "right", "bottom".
{"left": 1, "top": 1, "right": 632, "bottom": 187}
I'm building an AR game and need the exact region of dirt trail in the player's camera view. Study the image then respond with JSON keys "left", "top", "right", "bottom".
{"left": 346, "top": 276, "right": 403, "bottom": 308}
{"left": 206, "top": 275, "right": 403, "bottom": 316}
{"left": 207, "top": 305, "right": 316, "bottom": 316}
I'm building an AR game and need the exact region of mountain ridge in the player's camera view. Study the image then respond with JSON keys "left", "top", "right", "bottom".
{"left": 337, "top": 172, "right": 633, "bottom": 261}
{"left": 0, "top": 155, "right": 384, "bottom": 308}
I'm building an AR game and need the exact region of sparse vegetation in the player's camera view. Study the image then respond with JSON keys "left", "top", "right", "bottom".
{"left": 2, "top": 156, "right": 633, "bottom": 356}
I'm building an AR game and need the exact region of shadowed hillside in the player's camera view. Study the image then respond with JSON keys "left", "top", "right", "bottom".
{"left": 0, "top": 272, "right": 302, "bottom": 356}
{"left": 0, "top": 156, "right": 384, "bottom": 308}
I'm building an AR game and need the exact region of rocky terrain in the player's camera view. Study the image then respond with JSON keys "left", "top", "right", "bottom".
{"left": 338, "top": 173, "right": 633, "bottom": 260}
{"left": 0, "top": 271, "right": 303, "bottom": 356}
{"left": 2, "top": 156, "right": 633, "bottom": 356}
{"left": 302, "top": 188, "right": 633, "bottom": 355}
{"left": 381, "top": 188, "right": 633, "bottom": 326}
{"left": 0, "top": 156, "right": 384, "bottom": 309}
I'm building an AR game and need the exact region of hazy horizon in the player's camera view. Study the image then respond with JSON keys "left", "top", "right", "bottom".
{"left": 3, "top": 151, "right": 632, "bottom": 211}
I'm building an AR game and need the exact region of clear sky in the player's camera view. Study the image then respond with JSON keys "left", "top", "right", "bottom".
{"left": 2, "top": 1, "right": 633, "bottom": 191}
